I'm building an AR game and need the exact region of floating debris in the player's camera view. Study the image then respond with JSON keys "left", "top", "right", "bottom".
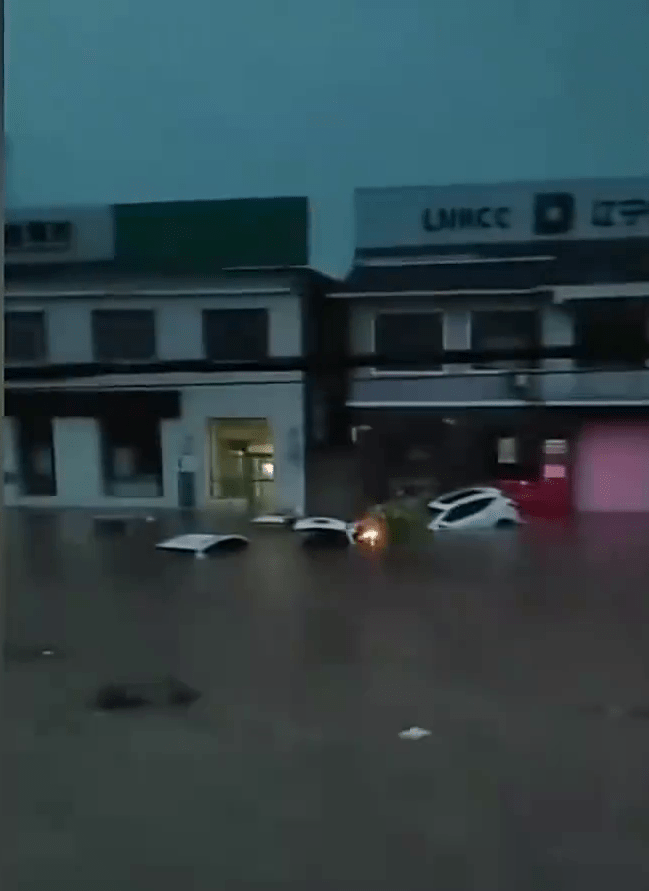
{"left": 93, "top": 676, "right": 201, "bottom": 711}
{"left": 398, "top": 726, "right": 432, "bottom": 741}
{"left": 3, "top": 644, "right": 65, "bottom": 664}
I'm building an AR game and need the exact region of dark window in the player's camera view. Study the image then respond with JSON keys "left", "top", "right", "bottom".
{"left": 574, "top": 299, "right": 647, "bottom": 369}
{"left": 50, "top": 222, "right": 73, "bottom": 245}
{"left": 16, "top": 416, "right": 57, "bottom": 496}
{"left": 491, "top": 432, "right": 541, "bottom": 481}
{"left": 471, "top": 310, "right": 540, "bottom": 369}
{"left": 92, "top": 310, "right": 156, "bottom": 361}
{"left": 437, "top": 487, "right": 483, "bottom": 504}
{"left": 374, "top": 312, "right": 443, "bottom": 371}
{"left": 203, "top": 309, "right": 268, "bottom": 361}
{"left": 5, "top": 224, "right": 23, "bottom": 250}
{"left": 99, "top": 414, "right": 163, "bottom": 497}
{"left": 27, "top": 222, "right": 48, "bottom": 243}
{"left": 444, "top": 497, "right": 495, "bottom": 523}
{"left": 5, "top": 311, "right": 47, "bottom": 362}
{"left": 5, "top": 221, "right": 73, "bottom": 252}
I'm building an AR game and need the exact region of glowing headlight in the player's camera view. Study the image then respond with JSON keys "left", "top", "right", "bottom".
{"left": 356, "top": 526, "right": 381, "bottom": 547}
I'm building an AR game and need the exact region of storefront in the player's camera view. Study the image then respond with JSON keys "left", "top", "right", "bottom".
{"left": 334, "top": 176, "right": 649, "bottom": 514}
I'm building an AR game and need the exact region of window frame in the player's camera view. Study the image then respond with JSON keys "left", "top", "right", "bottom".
{"left": 91, "top": 308, "right": 157, "bottom": 363}
{"left": 4, "top": 310, "right": 48, "bottom": 364}
{"left": 202, "top": 307, "right": 269, "bottom": 362}
{"left": 574, "top": 299, "right": 648, "bottom": 370}
{"left": 469, "top": 308, "right": 541, "bottom": 373}
{"left": 442, "top": 496, "right": 496, "bottom": 524}
{"left": 4, "top": 221, "right": 73, "bottom": 253}
{"left": 371, "top": 310, "right": 446, "bottom": 377}
{"left": 15, "top": 415, "right": 57, "bottom": 496}
{"left": 99, "top": 413, "right": 164, "bottom": 498}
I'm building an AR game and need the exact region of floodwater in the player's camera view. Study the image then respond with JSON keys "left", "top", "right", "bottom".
{"left": 4, "top": 509, "right": 649, "bottom": 889}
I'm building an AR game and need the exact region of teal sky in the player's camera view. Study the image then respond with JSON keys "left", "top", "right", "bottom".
{"left": 6, "top": 0, "right": 649, "bottom": 275}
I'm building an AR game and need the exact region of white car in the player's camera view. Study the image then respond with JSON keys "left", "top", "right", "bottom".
{"left": 293, "top": 516, "right": 381, "bottom": 547}
{"left": 426, "top": 487, "right": 522, "bottom": 531}
{"left": 293, "top": 516, "right": 357, "bottom": 545}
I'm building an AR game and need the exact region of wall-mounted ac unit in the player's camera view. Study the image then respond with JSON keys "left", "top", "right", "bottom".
{"left": 507, "top": 371, "right": 537, "bottom": 400}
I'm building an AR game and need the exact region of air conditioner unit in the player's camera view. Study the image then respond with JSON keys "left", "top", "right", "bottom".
{"left": 508, "top": 371, "right": 535, "bottom": 400}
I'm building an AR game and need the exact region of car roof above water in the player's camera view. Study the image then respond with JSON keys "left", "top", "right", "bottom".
{"left": 433, "top": 486, "right": 500, "bottom": 506}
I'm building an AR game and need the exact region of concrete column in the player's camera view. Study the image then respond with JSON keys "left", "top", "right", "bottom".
{"left": 273, "top": 422, "right": 305, "bottom": 514}
{"left": 53, "top": 419, "right": 103, "bottom": 507}
{"left": 3, "top": 417, "right": 19, "bottom": 505}
{"left": 160, "top": 420, "right": 183, "bottom": 507}
{"left": 542, "top": 306, "right": 574, "bottom": 371}
{"left": 443, "top": 310, "right": 471, "bottom": 372}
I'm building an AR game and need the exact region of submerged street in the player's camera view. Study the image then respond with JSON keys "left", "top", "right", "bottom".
{"left": 5, "top": 510, "right": 649, "bottom": 888}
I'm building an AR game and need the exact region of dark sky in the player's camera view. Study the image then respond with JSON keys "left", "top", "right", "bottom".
{"left": 6, "top": 0, "right": 649, "bottom": 274}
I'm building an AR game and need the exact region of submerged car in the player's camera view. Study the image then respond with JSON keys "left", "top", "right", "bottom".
{"left": 426, "top": 487, "right": 522, "bottom": 531}
{"left": 293, "top": 516, "right": 357, "bottom": 546}
{"left": 293, "top": 516, "right": 382, "bottom": 548}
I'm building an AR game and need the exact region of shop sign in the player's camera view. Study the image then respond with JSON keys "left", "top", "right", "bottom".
{"left": 591, "top": 199, "right": 649, "bottom": 228}
{"left": 422, "top": 206, "right": 510, "bottom": 233}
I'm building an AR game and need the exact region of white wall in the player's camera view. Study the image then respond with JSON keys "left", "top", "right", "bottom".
{"left": 5, "top": 417, "right": 179, "bottom": 510}
{"left": 180, "top": 380, "right": 305, "bottom": 513}
{"left": 5, "top": 291, "right": 302, "bottom": 364}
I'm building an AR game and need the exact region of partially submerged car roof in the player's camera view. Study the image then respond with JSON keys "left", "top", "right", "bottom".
{"left": 433, "top": 486, "right": 500, "bottom": 506}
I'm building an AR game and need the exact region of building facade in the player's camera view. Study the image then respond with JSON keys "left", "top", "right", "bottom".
{"left": 4, "top": 197, "right": 333, "bottom": 515}
{"left": 332, "top": 177, "right": 649, "bottom": 514}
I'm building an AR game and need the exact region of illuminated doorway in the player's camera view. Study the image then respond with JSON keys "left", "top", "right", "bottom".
{"left": 207, "top": 418, "right": 275, "bottom": 512}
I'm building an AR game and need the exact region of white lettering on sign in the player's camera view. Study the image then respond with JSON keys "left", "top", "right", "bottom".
{"left": 422, "top": 206, "right": 510, "bottom": 233}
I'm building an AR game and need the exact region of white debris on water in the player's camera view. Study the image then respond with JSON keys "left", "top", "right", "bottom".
{"left": 398, "top": 726, "right": 432, "bottom": 740}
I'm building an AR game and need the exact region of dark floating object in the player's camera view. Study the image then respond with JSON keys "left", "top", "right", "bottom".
{"left": 93, "top": 676, "right": 201, "bottom": 711}
{"left": 93, "top": 514, "right": 156, "bottom": 535}
{"left": 4, "top": 644, "right": 65, "bottom": 663}
{"left": 300, "top": 529, "right": 351, "bottom": 549}
{"left": 293, "top": 517, "right": 354, "bottom": 548}
{"left": 579, "top": 703, "right": 649, "bottom": 721}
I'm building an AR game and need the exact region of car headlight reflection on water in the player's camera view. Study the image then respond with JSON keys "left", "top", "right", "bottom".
{"left": 358, "top": 526, "right": 379, "bottom": 544}
{"left": 354, "top": 516, "right": 386, "bottom": 549}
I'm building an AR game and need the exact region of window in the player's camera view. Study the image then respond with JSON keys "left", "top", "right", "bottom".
{"left": 16, "top": 417, "right": 57, "bottom": 496}
{"left": 471, "top": 310, "right": 539, "bottom": 370}
{"left": 5, "top": 311, "right": 47, "bottom": 362}
{"left": 92, "top": 310, "right": 156, "bottom": 361}
{"left": 5, "top": 224, "right": 23, "bottom": 250}
{"left": 497, "top": 437, "right": 517, "bottom": 464}
{"left": 203, "top": 309, "right": 269, "bottom": 361}
{"left": 437, "top": 487, "right": 483, "bottom": 505}
{"left": 492, "top": 433, "right": 541, "bottom": 481}
{"left": 444, "top": 497, "right": 495, "bottom": 523}
{"left": 374, "top": 312, "right": 443, "bottom": 372}
{"left": 574, "top": 300, "right": 647, "bottom": 369}
{"left": 4, "top": 221, "right": 72, "bottom": 253}
{"left": 99, "top": 414, "right": 163, "bottom": 497}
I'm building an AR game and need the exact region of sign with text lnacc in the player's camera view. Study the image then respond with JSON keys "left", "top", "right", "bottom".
{"left": 355, "top": 177, "right": 649, "bottom": 251}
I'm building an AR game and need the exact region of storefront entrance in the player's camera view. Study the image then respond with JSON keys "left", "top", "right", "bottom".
{"left": 207, "top": 418, "right": 275, "bottom": 512}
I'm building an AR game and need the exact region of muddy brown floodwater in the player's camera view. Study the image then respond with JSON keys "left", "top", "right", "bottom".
{"left": 4, "top": 509, "right": 649, "bottom": 889}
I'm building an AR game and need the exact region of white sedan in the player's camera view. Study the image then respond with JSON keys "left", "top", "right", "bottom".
{"left": 426, "top": 487, "right": 522, "bottom": 531}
